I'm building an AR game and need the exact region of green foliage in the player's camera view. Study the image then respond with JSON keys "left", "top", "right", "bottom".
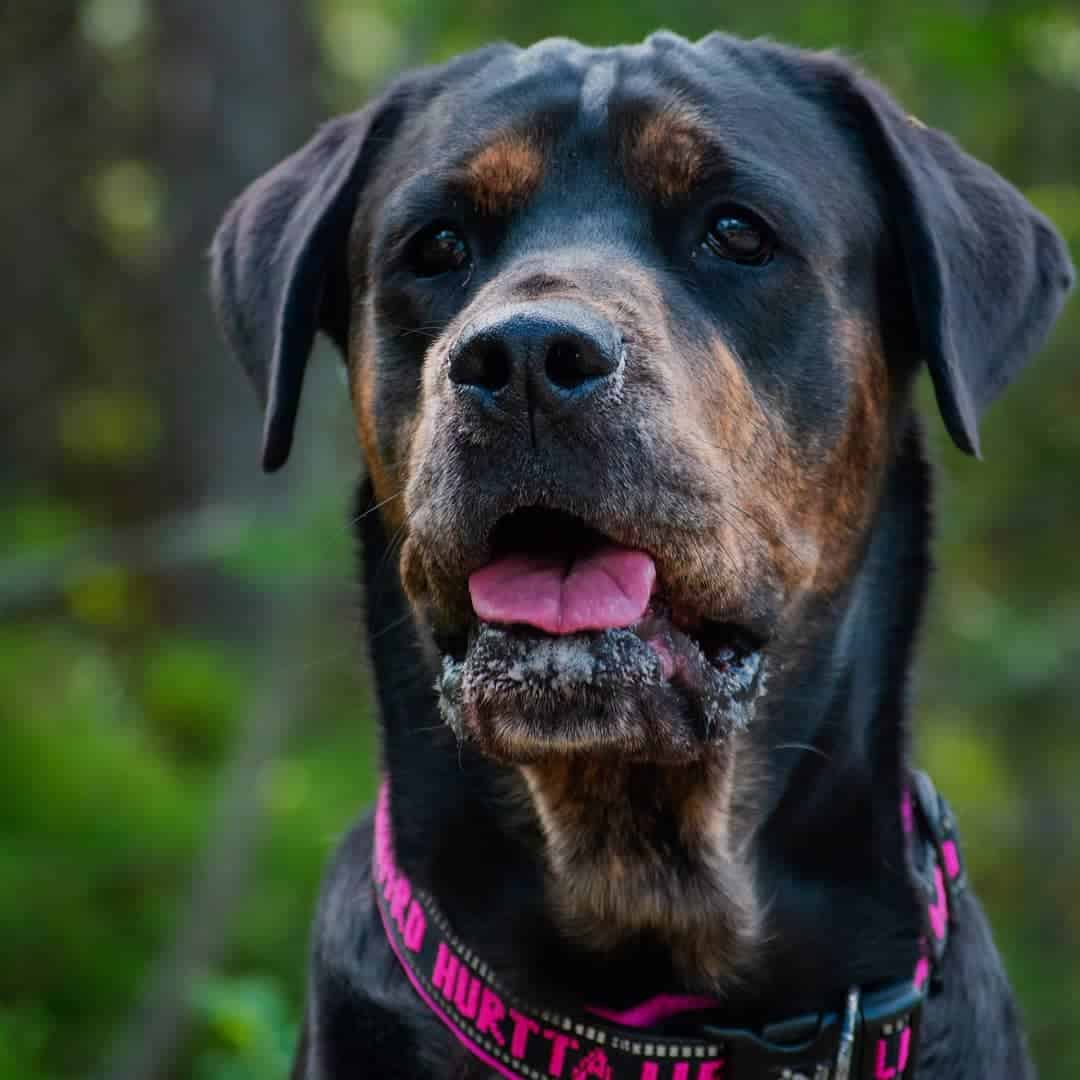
{"left": 141, "top": 637, "right": 247, "bottom": 763}
{"left": 0, "top": 626, "right": 202, "bottom": 1076}
{"left": 2, "top": 1, "right": 1078, "bottom": 1078}
{"left": 191, "top": 976, "right": 296, "bottom": 1080}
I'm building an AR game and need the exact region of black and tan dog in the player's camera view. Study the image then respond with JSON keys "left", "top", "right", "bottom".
{"left": 212, "top": 32, "right": 1072, "bottom": 1080}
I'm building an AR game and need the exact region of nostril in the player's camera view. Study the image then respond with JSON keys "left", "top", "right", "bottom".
{"left": 544, "top": 339, "right": 588, "bottom": 391}
{"left": 544, "top": 337, "right": 618, "bottom": 392}
{"left": 450, "top": 337, "right": 512, "bottom": 393}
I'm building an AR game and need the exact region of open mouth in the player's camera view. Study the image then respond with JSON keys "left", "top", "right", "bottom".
{"left": 436, "top": 508, "right": 767, "bottom": 760}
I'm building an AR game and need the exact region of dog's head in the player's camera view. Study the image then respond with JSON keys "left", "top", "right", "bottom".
{"left": 213, "top": 34, "right": 1072, "bottom": 767}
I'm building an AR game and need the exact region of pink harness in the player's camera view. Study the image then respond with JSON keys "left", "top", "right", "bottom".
{"left": 373, "top": 774, "right": 964, "bottom": 1080}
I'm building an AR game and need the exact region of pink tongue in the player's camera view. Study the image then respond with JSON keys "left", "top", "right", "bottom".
{"left": 469, "top": 546, "right": 656, "bottom": 635}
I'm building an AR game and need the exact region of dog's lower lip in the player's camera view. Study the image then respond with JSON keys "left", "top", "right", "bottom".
{"left": 436, "top": 618, "right": 766, "bottom": 755}
{"left": 445, "top": 606, "right": 766, "bottom": 682}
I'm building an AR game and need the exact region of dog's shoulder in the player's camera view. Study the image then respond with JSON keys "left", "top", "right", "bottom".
{"left": 310, "top": 808, "right": 378, "bottom": 980}
{"left": 300, "top": 812, "right": 420, "bottom": 1077}
{"left": 918, "top": 888, "right": 1036, "bottom": 1079}
{"left": 300, "top": 810, "right": 468, "bottom": 1079}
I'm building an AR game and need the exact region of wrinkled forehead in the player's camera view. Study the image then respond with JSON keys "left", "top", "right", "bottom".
{"left": 397, "top": 36, "right": 873, "bottom": 228}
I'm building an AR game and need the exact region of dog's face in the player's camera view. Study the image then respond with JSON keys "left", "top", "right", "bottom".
{"left": 214, "top": 34, "right": 1071, "bottom": 772}
{"left": 357, "top": 43, "right": 895, "bottom": 764}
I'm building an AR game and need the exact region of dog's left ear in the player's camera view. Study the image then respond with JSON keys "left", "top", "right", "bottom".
{"left": 829, "top": 63, "right": 1074, "bottom": 455}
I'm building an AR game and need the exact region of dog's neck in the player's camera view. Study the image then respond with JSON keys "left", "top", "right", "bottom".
{"left": 361, "top": 422, "right": 931, "bottom": 1018}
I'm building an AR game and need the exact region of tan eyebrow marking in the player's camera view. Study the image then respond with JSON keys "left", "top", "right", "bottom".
{"left": 461, "top": 132, "right": 546, "bottom": 215}
{"left": 622, "top": 105, "right": 712, "bottom": 204}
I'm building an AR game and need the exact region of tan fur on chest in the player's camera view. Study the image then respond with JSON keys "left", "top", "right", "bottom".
{"left": 521, "top": 746, "right": 761, "bottom": 989}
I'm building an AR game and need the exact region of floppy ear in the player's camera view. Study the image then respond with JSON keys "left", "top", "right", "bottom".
{"left": 832, "top": 65, "right": 1074, "bottom": 455}
{"left": 211, "top": 104, "right": 389, "bottom": 471}
{"left": 211, "top": 46, "right": 514, "bottom": 472}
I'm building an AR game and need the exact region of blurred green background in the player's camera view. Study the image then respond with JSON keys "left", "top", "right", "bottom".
{"left": 1, "top": 1, "right": 1077, "bottom": 1078}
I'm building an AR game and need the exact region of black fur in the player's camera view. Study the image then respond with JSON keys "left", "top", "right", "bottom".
{"left": 210, "top": 32, "right": 1073, "bottom": 1080}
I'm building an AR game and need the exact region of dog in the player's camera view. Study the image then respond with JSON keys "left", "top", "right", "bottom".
{"left": 211, "top": 32, "right": 1073, "bottom": 1079}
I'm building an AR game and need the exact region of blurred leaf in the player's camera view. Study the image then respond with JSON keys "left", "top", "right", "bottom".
{"left": 191, "top": 976, "right": 296, "bottom": 1080}
{"left": 142, "top": 637, "right": 247, "bottom": 763}
{"left": 91, "top": 159, "right": 164, "bottom": 262}
{"left": 1021, "top": 10, "right": 1080, "bottom": 90}
{"left": 65, "top": 562, "right": 151, "bottom": 629}
{"left": 0, "top": 500, "right": 87, "bottom": 559}
{"left": 80, "top": 0, "right": 149, "bottom": 51}
{"left": 58, "top": 386, "right": 162, "bottom": 466}
{"left": 316, "top": 0, "right": 404, "bottom": 85}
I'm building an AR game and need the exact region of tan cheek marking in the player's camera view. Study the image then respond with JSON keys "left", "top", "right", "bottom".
{"left": 666, "top": 335, "right": 770, "bottom": 481}
{"left": 710, "top": 344, "right": 817, "bottom": 592}
{"left": 812, "top": 320, "right": 890, "bottom": 580}
{"left": 661, "top": 335, "right": 823, "bottom": 600}
{"left": 700, "top": 339, "right": 767, "bottom": 459}
{"left": 667, "top": 337, "right": 797, "bottom": 588}
{"left": 463, "top": 134, "right": 545, "bottom": 216}
{"left": 679, "top": 326, "right": 892, "bottom": 602}
{"left": 778, "top": 318, "right": 890, "bottom": 595}
{"left": 624, "top": 107, "right": 709, "bottom": 204}
{"left": 350, "top": 352, "right": 407, "bottom": 532}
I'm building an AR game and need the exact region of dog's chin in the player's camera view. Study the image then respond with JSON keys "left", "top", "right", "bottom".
{"left": 436, "top": 618, "right": 766, "bottom": 765}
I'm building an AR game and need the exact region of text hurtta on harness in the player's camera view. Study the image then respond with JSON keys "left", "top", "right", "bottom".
{"left": 371, "top": 771, "right": 965, "bottom": 1080}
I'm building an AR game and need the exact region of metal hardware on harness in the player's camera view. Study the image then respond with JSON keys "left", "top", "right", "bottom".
{"left": 833, "top": 987, "right": 860, "bottom": 1080}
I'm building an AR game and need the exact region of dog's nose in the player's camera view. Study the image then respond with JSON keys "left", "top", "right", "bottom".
{"left": 448, "top": 302, "right": 623, "bottom": 417}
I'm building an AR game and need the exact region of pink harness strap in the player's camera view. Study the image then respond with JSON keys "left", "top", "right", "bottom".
{"left": 372, "top": 777, "right": 964, "bottom": 1079}
{"left": 588, "top": 995, "right": 725, "bottom": 1030}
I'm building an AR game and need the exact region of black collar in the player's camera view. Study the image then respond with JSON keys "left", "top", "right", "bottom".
{"left": 373, "top": 771, "right": 965, "bottom": 1080}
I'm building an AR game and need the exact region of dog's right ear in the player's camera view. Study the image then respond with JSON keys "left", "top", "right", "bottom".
{"left": 211, "top": 100, "right": 397, "bottom": 471}
{"left": 211, "top": 47, "right": 514, "bottom": 472}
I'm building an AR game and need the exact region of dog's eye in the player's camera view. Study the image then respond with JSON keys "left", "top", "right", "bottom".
{"left": 411, "top": 224, "right": 471, "bottom": 277}
{"left": 702, "top": 210, "right": 773, "bottom": 266}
